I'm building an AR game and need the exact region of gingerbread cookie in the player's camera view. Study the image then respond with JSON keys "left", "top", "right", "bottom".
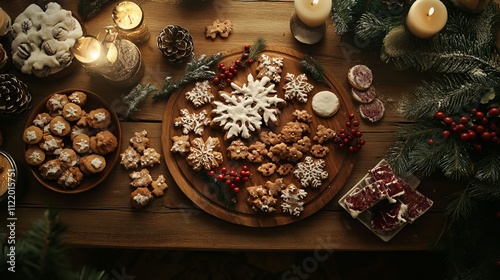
{"left": 120, "top": 146, "right": 140, "bottom": 170}
{"left": 256, "top": 54, "right": 283, "bottom": 83}
{"left": 280, "top": 122, "right": 304, "bottom": 143}
{"left": 313, "top": 125, "right": 336, "bottom": 144}
{"left": 68, "top": 91, "right": 87, "bottom": 106}
{"left": 70, "top": 125, "right": 89, "bottom": 140}
{"left": 25, "top": 146, "right": 46, "bottom": 166}
{"left": 39, "top": 159, "right": 63, "bottom": 180}
{"left": 130, "top": 187, "right": 153, "bottom": 209}
{"left": 46, "top": 93, "right": 68, "bottom": 111}
{"left": 257, "top": 162, "right": 277, "bottom": 176}
{"left": 140, "top": 147, "right": 161, "bottom": 167}
{"left": 227, "top": 139, "right": 249, "bottom": 160}
{"left": 247, "top": 141, "right": 268, "bottom": 163}
{"left": 39, "top": 134, "right": 64, "bottom": 155}
{"left": 285, "top": 146, "right": 303, "bottom": 163}
{"left": 170, "top": 135, "right": 190, "bottom": 155}
{"left": 185, "top": 80, "right": 214, "bottom": 107}
{"left": 86, "top": 108, "right": 111, "bottom": 129}
{"left": 33, "top": 113, "right": 52, "bottom": 128}
{"left": 130, "top": 130, "right": 149, "bottom": 153}
{"left": 174, "top": 109, "right": 210, "bottom": 136}
{"left": 23, "top": 125, "right": 43, "bottom": 144}
{"left": 292, "top": 110, "right": 313, "bottom": 124}
{"left": 49, "top": 116, "right": 71, "bottom": 136}
{"left": 259, "top": 131, "right": 281, "bottom": 146}
{"left": 58, "top": 167, "right": 83, "bottom": 189}
{"left": 281, "top": 183, "right": 307, "bottom": 217}
{"left": 151, "top": 175, "right": 168, "bottom": 196}
{"left": 267, "top": 143, "right": 288, "bottom": 163}
{"left": 129, "top": 169, "right": 153, "bottom": 187}
{"left": 283, "top": 73, "right": 313, "bottom": 103}
{"left": 293, "top": 136, "right": 312, "bottom": 153}
{"left": 80, "top": 154, "right": 106, "bottom": 174}
{"left": 90, "top": 131, "right": 118, "bottom": 155}
{"left": 310, "top": 144, "right": 329, "bottom": 158}
{"left": 205, "top": 19, "right": 232, "bottom": 39}
{"left": 72, "top": 134, "right": 91, "bottom": 154}
{"left": 186, "top": 137, "right": 223, "bottom": 171}
{"left": 58, "top": 148, "right": 79, "bottom": 168}
{"left": 62, "top": 102, "right": 82, "bottom": 122}
{"left": 293, "top": 156, "right": 328, "bottom": 188}
{"left": 277, "top": 163, "right": 294, "bottom": 176}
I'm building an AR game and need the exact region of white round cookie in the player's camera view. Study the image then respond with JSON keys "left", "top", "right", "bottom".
{"left": 311, "top": 91, "right": 340, "bottom": 118}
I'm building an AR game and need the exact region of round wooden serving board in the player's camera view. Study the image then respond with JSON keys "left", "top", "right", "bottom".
{"left": 162, "top": 45, "right": 356, "bottom": 227}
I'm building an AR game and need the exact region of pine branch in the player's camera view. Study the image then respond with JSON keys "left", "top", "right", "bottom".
{"left": 473, "top": 149, "right": 500, "bottom": 184}
{"left": 300, "top": 55, "right": 327, "bottom": 85}
{"left": 202, "top": 172, "right": 236, "bottom": 212}
{"left": 331, "top": 0, "right": 358, "bottom": 35}
{"left": 122, "top": 83, "right": 158, "bottom": 119}
{"left": 152, "top": 53, "right": 221, "bottom": 100}
{"left": 437, "top": 138, "right": 472, "bottom": 180}
{"left": 248, "top": 37, "right": 266, "bottom": 61}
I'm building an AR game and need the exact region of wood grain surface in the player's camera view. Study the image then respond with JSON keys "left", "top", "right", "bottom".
{"left": 0, "top": 0, "right": 458, "bottom": 250}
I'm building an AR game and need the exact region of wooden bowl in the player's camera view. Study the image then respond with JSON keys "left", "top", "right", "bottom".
{"left": 24, "top": 89, "right": 122, "bottom": 194}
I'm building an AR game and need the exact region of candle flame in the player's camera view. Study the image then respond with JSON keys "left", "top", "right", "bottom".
{"left": 311, "top": 0, "right": 319, "bottom": 6}
{"left": 427, "top": 7, "right": 435, "bottom": 17}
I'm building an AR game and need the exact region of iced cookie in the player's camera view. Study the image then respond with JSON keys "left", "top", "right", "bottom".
{"left": 72, "top": 134, "right": 90, "bottom": 154}
{"left": 90, "top": 131, "right": 118, "bottom": 155}
{"left": 23, "top": 125, "right": 43, "bottom": 144}
{"left": 62, "top": 102, "right": 82, "bottom": 122}
{"left": 68, "top": 91, "right": 87, "bottom": 106}
{"left": 49, "top": 116, "right": 71, "bottom": 136}
{"left": 130, "top": 187, "right": 153, "bottom": 209}
{"left": 25, "top": 146, "right": 46, "bottom": 166}
{"left": 80, "top": 154, "right": 106, "bottom": 174}
{"left": 57, "top": 167, "right": 84, "bottom": 189}
{"left": 86, "top": 108, "right": 111, "bottom": 129}
{"left": 311, "top": 91, "right": 340, "bottom": 118}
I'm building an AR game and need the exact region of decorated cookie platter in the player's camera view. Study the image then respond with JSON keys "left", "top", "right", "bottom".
{"left": 162, "top": 46, "right": 357, "bottom": 227}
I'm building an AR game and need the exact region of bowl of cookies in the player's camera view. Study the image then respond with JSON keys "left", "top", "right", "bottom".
{"left": 23, "top": 89, "right": 122, "bottom": 193}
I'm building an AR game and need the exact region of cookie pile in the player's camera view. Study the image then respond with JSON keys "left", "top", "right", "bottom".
{"left": 170, "top": 52, "right": 346, "bottom": 217}
{"left": 119, "top": 130, "right": 167, "bottom": 209}
{"left": 347, "top": 64, "right": 385, "bottom": 122}
{"left": 24, "top": 91, "right": 118, "bottom": 189}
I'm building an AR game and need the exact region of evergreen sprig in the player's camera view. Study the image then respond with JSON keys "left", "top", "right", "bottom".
{"left": 122, "top": 83, "right": 158, "bottom": 119}
{"left": 0, "top": 209, "right": 108, "bottom": 280}
{"left": 300, "top": 55, "right": 327, "bottom": 85}
{"left": 203, "top": 172, "right": 236, "bottom": 212}
{"left": 152, "top": 53, "right": 221, "bottom": 100}
{"left": 248, "top": 37, "right": 266, "bottom": 61}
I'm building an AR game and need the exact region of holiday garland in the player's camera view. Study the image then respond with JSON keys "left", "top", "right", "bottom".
{"left": 331, "top": 0, "right": 500, "bottom": 278}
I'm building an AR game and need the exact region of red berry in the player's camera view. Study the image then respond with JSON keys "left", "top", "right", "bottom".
{"left": 450, "top": 122, "right": 457, "bottom": 128}
{"left": 343, "top": 138, "right": 350, "bottom": 144}
{"left": 460, "top": 133, "right": 469, "bottom": 141}
{"left": 489, "top": 107, "right": 499, "bottom": 117}
{"left": 233, "top": 187, "right": 240, "bottom": 193}
{"left": 456, "top": 124, "right": 465, "bottom": 131}
{"left": 435, "top": 111, "right": 445, "bottom": 120}
{"left": 348, "top": 146, "right": 355, "bottom": 153}
{"left": 442, "top": 130, "right": 451, "bottom": 137}
{"left": 218, "top": 63, "right": 225, "bottom": 69}
{"left": 225, "top": 179, "right": 232, "bottom": 185}
{"left": 359, "top": 139, "right": 365, "bottom": 145}
{"left": 242, "top": 53, "right": 249, "bottom": 59}
{"left": 348, "top": 113, "right": 355, "bottom": 119}
{"left": 460, "top": 116, "right": 469, "bottom": 124}
{"left": 356, "top": 131, "right": 362, "bottom": 138}
{"left": 213, "top": 77, "right": 220, "bottom": 84}
{"left": 217, "top": 174, "right": 225, "bottom": 181}
{"left": 353, "top": 120, "right": 360, "bottom": 127}
{"left": 428, "top": 138, "right": 435, "bottom": 145}
{"left": 475, "top": 111, "right": 485, "bottom": 119}
{"left": 226, "top": 78, "right": 232, "bottom": 84}
{"left": 444, "top": 117, "right": 453, "bottom": 125}
{"left": 482, "top": 132, "right": 491, "bottom": 141}
{"left": 219, "top": 73, "right": 226, "bottom": 79}
{"left": 221, "top": 167, "right": 227, "bottom": 173}
{"left": 208, "top": 170, "right": 215, "bottom": 176}
{"left": 246, "top": 59, "right": 254, "bottom": 64}
{"left": 467, "top": 130, "right": 476, "bottom": 139}
{"left": 242, "top": 177, "right": 249, "bottom": 182}
{"left": 230, "top": 183, "right": 236, "bottom": 189}
{"left": 242, "top": 165, "right": 248, "bottom": 171}
{"left": 481, "top": 118, "right": 489, "bottom": 125}
{"left": 475, "top": 125, "right": 485, "bottom": 134}
{"left": 346, "top": 121, "right": 352, "bottom": 127}
{"left": 471, "top": 108, "right": 478, "bottom": 114}
{"left": 473, "top": 143, "right": 482, "bottom": 151}
{"left": 244, "top": 45, "right": 250, "bottom": 51}
{"left": 229, "top": 170, "right": 236, "bottom": 177}
{"left": 235, "top": 59, "right": 242, "bottom": 66}
{"left": 490, "top": 124, "right": 498, "bottom": 132}
{"left": 233, "top": 176, "right": 241, "bottom": 183}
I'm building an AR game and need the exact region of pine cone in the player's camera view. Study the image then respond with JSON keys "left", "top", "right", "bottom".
{"left": 157, "top": 25, "right": 194, "bottom": 64}
{"left": 0, "top": 74, "right": 32, "bottom": 118}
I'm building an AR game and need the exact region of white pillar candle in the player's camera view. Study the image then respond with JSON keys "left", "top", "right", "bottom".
{"left": 406, "top": 0, "right": 448, "bottom": 39}
{"left": 112, "top": 1, "right": 149, "bottom": 44}
{"left": 73, "top": 36, "right": 101, "bottom": 65}
{"left": 294, "top": 0, "right": 332, "bottom": 28}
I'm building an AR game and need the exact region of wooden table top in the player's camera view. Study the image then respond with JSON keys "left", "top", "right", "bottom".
{"left": 0, "top": 0, "right": 458, "bottom": 250}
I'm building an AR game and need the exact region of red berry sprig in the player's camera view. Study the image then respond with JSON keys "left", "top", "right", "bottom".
{"left": 209, "top": 165, "right": 252, "bottom": 194}
{"left": 333, "top": 113, "right": 365, "bottom": 153}
{"left": 213, "top": 45, "right": 255, "bottom": 89}
{"left": 431, "top": 106, "right": 500, "bottom": 150}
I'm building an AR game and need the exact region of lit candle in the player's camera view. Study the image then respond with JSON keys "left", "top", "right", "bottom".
{"left": 112, "top": 1, "right": 150, "bottom": 44}
{"left": 73, "top": 36, "right": 101, "bottom": 65}
{"left": 294, "top": 0, "right": 332, "bottom": 28}
{"left": 406, "top": 0, "right": 448, "bottom": 39}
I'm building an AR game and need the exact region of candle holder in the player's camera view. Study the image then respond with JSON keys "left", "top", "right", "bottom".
{"left": 73, "top": 27, "right": 144, "bottom": 88}
{"left": 290, "top": 12, "right": 327, "bottom": 45}
{"left": 112, "top": 1, "right": 150, "bottom": 45}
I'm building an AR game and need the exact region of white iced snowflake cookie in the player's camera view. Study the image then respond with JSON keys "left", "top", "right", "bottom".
{"left": 281, "top": 183, "right": 307, "bottom": 217}
{"left": 174, "top": 109, "right": 210, "bottom": 136}
{"left": 212, "top": 74, "right": 286, "bottom": 140}
{"left": 11, "top": 3, "right": 83, "bottom": 77}
{"left": 185, "top": 80, "right": 214, "bottom": 107}
{"left": 256, "top": 54, "right": 284, "bottom": 83}
{"left": 311, "top": 91, "right": 340, "bottom": 118}
{"left": 283, "top": 73, "right": 314, "bottom": 103}
{"left": 294, "top": 156, "right": 328, "bottom": 188}
{"left": 186, "top": 137, "right": 223, "bottom": 171}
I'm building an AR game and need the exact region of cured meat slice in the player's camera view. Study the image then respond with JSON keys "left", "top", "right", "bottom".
{"left": 369, "top": 164, "right": 396, "bottom": 183}
{"left": 347, "top": 64, "right": 373, "bottom": 90}
{"left": 343, "top": 180, "right": 388, "bottom": 218}
{"left": 351, "top": 85, "right": 377, "bottom": 103}
{"left": 371, "top": 201, "right": 408, "bottom": 233}
{"left": 398, "top": 183, "right": 433, "bottom": 223}
{"left": 359, "top": 98, "right": 385, "bottom": 122}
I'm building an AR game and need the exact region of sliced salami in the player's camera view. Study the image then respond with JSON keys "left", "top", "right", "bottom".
{"left": 347, "top": 64, "right": 373, "bottom": 90}
{"left": 359, "top": 98, "right": 385, "bottom": 123}
{"left": 351, "top": 85, "right": 377, "bottom": 103}
{"left": 398, "top": 183, "right": 433, "bottom": 223}
{"left": 370, "top": 201, "right": 408, "bottom": 233}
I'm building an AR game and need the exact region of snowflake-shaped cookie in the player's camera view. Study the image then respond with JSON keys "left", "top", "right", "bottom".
{"left": 293, "top": 156, "right": 328, "bottom": 188}
{"left": 281, "top": 183, "right": 307, "bottom": 217}
{"left": 174, "top": 109, "right": 210, "bottom": 136}
{"left": 212, "top": 74, "right": 284, "bottom": 140}
{"left": 283, "top": 73, "right": 314, "bottom": 103}
{"left": 257, "top": 54, "right": 284, "bottom": 83}
{"left": 185, "top": 80, "right": 214, "bottom": 107}
{"left": 186, "top": 137, "right": 223, "bottom": 171}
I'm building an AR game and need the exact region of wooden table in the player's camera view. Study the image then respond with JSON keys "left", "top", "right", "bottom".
{"left": 0, "top": 0, "right": 457, "bottom": 250}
